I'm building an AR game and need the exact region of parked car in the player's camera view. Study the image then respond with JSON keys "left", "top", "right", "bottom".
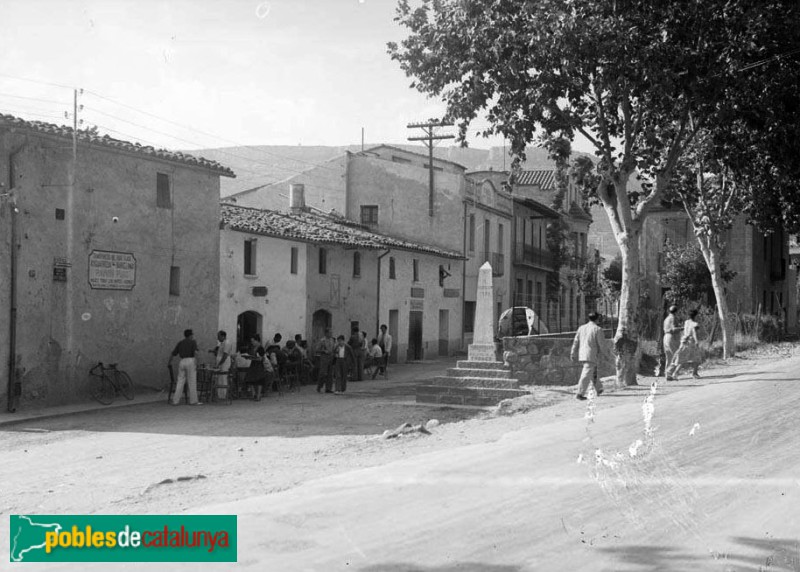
{"left": 497, "top": 307, "right": 549, "bottom": 337}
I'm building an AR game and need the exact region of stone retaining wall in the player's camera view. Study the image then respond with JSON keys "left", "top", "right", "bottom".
{"left": 502, "top": 332, "right": 615, "bottom": 386}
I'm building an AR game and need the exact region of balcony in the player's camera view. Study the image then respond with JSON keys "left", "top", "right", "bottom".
{"left": 481, "top": 251, "right": 505, "bottom": 276}
{"left": 514, "top": 243, "right": 555, "bottom": 271}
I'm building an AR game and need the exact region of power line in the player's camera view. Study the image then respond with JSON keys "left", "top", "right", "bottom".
{"left": 82, "top": 89, "right": 342, "bottom": 173}
{"left": 0, "top": 72, "right": 75, "bottom": 90}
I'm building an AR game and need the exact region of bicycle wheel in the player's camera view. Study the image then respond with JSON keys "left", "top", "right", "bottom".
{"left": 114, "top": 370, "right": 135, "bottom": 400}
{"left": 92, "top": 374, "right": 115, "bottom": 405}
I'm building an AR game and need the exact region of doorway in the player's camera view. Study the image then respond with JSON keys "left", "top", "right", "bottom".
{"left": 407, "top": 311, "right": 423, "bottom": 361}
{"left": 388, "top": 309, "right": 399, "bottom": 364}
{"left": 236, "top": 311, "right": 262, "bottom": 352}
{"left": 438, "top": 309, "right": 449, "bottom": 356}
{"left": 312, "top": 309, "right": 332, "bottom": 344}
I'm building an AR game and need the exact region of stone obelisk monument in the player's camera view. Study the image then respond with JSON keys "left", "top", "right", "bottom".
{"left": 468, "top": 261, "right": 497, "bottom": 362}
{"left": 416, "top": 261, "right": 526, "bottom": 406}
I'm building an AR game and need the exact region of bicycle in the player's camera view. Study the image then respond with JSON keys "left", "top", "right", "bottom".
{"left": 89, "top": 362, "right": 135, "bottom": 405}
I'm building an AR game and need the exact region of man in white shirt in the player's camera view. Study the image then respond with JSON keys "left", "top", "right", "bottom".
{"left": 570, "top": 313, "right": 611, "bottom": 400}
{"left": 209, "top": 330, "right": 233, "bottom": 399}
{"left": 377, "top": 324, "right": 392, "bottom": 374}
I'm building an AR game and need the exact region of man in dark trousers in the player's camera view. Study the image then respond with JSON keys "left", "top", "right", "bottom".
{"left": 315, "top": 328, "right": 336, "bottom": 394}
{"left": 348, "top": 327, "right": 364, "bottom": 381}
{"left": 333, "top": 335, "right": 355, "bottom": 394}
{"left": 168, "top": 329, "right": 201, "bottom": 405}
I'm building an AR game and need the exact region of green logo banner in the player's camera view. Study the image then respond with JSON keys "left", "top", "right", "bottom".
{"left": 10, "top": 515, "right": 237, "bottom": 562}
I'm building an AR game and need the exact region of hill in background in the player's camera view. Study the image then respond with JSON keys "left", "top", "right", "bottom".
{"left": 189, "top": 144, "right": 592, "bottom": 197}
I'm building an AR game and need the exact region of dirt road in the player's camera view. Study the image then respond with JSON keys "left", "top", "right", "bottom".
{"left": 2, "top": 349, "right": 799, "bottom": 570}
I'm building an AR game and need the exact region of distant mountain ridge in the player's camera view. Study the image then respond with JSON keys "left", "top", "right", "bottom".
{"left": 188, "top": 143, "right": 593, "bottom": 197}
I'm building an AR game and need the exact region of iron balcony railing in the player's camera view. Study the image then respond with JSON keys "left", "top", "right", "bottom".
{"left": 514, "top": 243, "right": 556, "bottom": 271}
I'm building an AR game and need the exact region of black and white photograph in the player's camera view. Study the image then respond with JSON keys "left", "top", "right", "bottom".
{"left": 2, "top": 0, "right": 800, "bottom": 569}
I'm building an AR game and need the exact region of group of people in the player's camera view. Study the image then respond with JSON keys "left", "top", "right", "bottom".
{"left": 167, "top": 324, "right": 393, "bottom": 404}
{"left": 569, "top": 305, "right": 703, "bottom": 401}
{"left": 168, "top": 329, "right": 233, "bottom": 406}
{"left": 313, "top": 324, "right": 392, "bottom": 395}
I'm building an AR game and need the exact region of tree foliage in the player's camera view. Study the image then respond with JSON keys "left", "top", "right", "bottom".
{"left": 388, "top": 0, "right": 797, "bottom": 383}
{"left": 659, "top": 240, "right": 736, "bottom": 309}
{"left": 601, "top": 254, "right": 623, "bottom": 300}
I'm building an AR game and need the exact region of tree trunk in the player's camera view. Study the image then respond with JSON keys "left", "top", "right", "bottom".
{"left": 614, "top": 231, "right": 642, "bottom": 386}
{"left": 697, "top": 237, "right": 735, "bottom": 359}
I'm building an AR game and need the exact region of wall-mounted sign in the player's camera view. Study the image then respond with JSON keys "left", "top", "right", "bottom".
{"left": 53, "top": 256, "right": 72, "bottom": 268}
{"left": 443, "top": 288, "right": 461, "bottom": 298}
{"left": 410, "top": 287, "right": 425, "bottom": 299}
{"left": 252, "top": 286, "right": 268, "bottom": 297}
{"left": 410, "top": 299, "right": 424, "bottom": 311}
{"left": 88, "top": 250, "right": 136, "bottom": 290}
{"left": 53, "top": 267, "right": 67, "bottom": 282}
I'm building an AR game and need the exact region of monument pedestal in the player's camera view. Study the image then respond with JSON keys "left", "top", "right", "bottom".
{"left": 416, "top": 261, "right": 526, "bottom": 407}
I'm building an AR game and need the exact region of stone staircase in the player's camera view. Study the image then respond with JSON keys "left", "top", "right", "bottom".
{"left": 416, "top": 359, "right": 528, "bottom": 407}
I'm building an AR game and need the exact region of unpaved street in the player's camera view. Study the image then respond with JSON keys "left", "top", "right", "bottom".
{"left": 2, "top": 349, "right": 799, "bottom": 571}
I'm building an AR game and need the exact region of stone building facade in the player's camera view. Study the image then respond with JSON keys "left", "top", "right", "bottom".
{"left": 0, "top": 114, "right": 234, "bottom": 409}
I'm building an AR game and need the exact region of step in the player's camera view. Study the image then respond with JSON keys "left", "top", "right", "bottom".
{"left": 446, "top": 368, "right": 513, "bottom": 379}
{"left": 416, "top": 385, "right": 528, "bottom": 406}
{"left": 431, "top": 376, "right": 521, "bottom": 389}
{"left": 456, "top": 360, "right": 506, "bottom": 370}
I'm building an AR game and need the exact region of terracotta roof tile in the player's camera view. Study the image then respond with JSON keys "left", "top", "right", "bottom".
{"left": 0, "top": 113, "right": 235, "bottom": 177}
{"left": 515, "top": 169, "right": 555, "bottom": 188}
{"left": 221, "top": 204, "right": 464, "bottom": 259}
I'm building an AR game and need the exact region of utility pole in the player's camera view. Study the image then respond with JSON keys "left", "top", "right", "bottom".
{"left": 407, "top": 120, "right": 454, "bottom": 217}
{"left": 65, "top": 88, "right": 82, "bottom": 372}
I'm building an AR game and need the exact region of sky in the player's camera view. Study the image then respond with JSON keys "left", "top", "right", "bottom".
{"left": 0, "top": 0, "right": 594, "bottom": 155}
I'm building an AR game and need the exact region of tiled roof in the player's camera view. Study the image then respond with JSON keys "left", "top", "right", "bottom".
{"left": 221, "top": 204, "right": 464, "bottom": 259}
{"left": 515, "top": 169, "right": 555, "bottom": 188}
{"left": 0, "top": 113, "right": 235, "bottom": 177}
{"left": 568, "top": 201, "right": 593, "bottom": 221}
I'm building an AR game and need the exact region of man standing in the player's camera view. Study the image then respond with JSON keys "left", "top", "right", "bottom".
{"left": 315, "top": 327, "right": 336, "bottom": 394}
{"left": 209, "top": 330, "right": 232, "bottom": 399}
{"left": 169, "top": 329, "right": 201, "bottom": 405}
{"left": 377, "top": 324, "right": 392, "bottom": 375}
{"left": 348, "top": 327, "right": 364, "bottom": 381}
{"left": 570, "top": 312, "right": 611, "bottom": 400}
{"left": 662, "top": 305, "right": 681, "bottom": 381}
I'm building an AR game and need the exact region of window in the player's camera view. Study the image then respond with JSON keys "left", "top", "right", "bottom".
{"left": 169, "top": 266, "right": 180, "bottom": 296}
{"left": 156, "top": 173, "right": 171, "bottom": 209}
{"left": 389, "top": 257, "right": 396, "bottom": 279}
{"left": 290, "top": 247, "right": 298, "bottom": 274}
{"left": 413, "top": 259, "right": 419, "bottom": 282}
{"left": 498, "top": 223, "right": 504, "bottom": 254}
{"left": 468, "top": 214, "right": 475, "bottom": 253}
{"left": 353, "top": 251, "right": 361, "bottom": 277}
{"left": 244, "top": 239, "right": 257, "bottom": 276}
{"left": 360, "top": 205, "right": 379, "bottom": 225}
{"left": 391, "top": 155, "right": 412, "bottom": 164}
{"left": 516, "top": 279, "right": 523, "bottom": 305}
{"left": 484, "top": 219, "right": 491, "bottom": 259}
{"left": 319, "top": 248, "right": 327, "bottom": 274}
{"left": 55, "top": 208, "right": 65, "bottom": 220}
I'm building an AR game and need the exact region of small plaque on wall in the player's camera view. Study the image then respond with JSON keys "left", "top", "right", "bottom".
{"left": 53, "top": 267, "right": 67, "bottom": 282}
{"left": 252, "top": 286, "right": 268, "bottom": 297}
{"left": 410, "top": 299, "right": 424, "bottom": 311}
{"left": 443, "top": 288, "right": 460, "bottom": 298}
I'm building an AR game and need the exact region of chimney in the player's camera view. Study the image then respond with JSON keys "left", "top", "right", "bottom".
{"left": 290, "top": 183, "right": 306, "bottom": 212}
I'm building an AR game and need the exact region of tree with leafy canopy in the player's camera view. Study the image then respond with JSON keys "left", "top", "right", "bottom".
{"left": 659, "top": 240, "right": 736, "bottom": 311}
{"left": 389, "top": 0, "right": 794, "bottom": 385}
{"left": 665, "top": 13, "right": 800, "bottom": 359}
